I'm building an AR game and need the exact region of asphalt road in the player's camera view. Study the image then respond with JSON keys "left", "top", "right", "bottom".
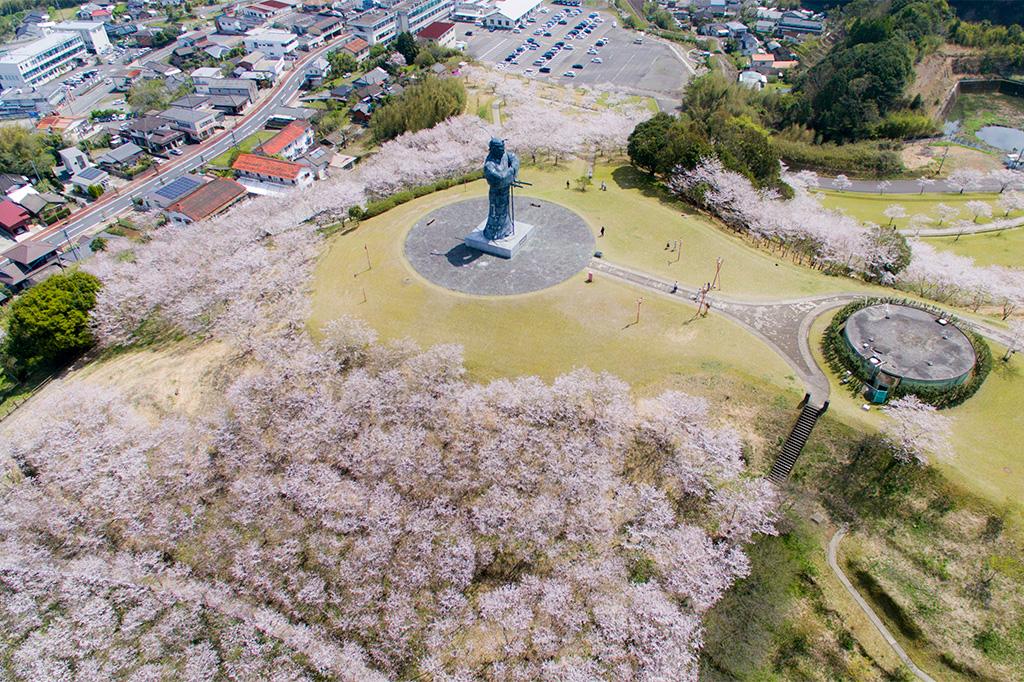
{"left": 462, "top": 4, "right": 691, "bottom": 111}
{"left": 3, "top": 39, "right": 335, "bottom": 261}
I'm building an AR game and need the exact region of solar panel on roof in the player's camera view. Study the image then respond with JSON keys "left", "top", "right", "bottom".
{"left": 155, "top": 176, "right": 202, "bottom": 200}
{"left": 79, "top": 167, "right": 104, "bottom": 180}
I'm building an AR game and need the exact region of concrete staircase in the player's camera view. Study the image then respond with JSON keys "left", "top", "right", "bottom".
{"left": 769, "top": 396, "right": 828, "bottom": 483}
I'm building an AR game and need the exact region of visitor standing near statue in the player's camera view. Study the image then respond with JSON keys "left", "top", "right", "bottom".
{"left": 483, "top": 138, "right": 521, "bottom": 241}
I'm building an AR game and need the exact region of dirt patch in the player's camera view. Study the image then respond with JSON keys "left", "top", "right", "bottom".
{"left": 901, "top": 140, "right": 1004, "bottom": 176}
{"left": 909, "top": 48, "right": 979, "bottom": 118}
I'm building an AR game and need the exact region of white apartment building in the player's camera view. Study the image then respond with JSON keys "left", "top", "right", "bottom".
{"left": 0, "top": 32, "right": 87, "bottom": 88}
{"left": 350, "top": 11, "right": 397, "bottom": 45}
{"left": 51, "top": 21, "right": 112, "bottom": 53}
{"left": 243, "top": 28, "right": 298, "bottom": 58}
{"left": 394, "top": 0, "right": 455, "bottom": 35}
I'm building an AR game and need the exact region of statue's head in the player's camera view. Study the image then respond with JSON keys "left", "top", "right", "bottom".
{"left": 488, "top": 137, "right": 505, "bottom": 158}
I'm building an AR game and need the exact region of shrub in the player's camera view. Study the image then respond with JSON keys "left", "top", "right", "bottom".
{"left": 871, "top": 110, "right": 940, "bottom": 139}
{"left": 4, "top": 271, "right": 101, "bottom": 370}
{"left": 89, "top": 237, "right": 108, "bottom": 252}
{"left": 773, "top": 137, "right": 904, "bottom": 177}
{"left": 821, "top": 298, "right": 991, "bottom": 408}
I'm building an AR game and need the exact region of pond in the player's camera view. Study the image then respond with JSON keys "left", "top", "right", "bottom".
{"left": 975, "top": 125, "right": 1024, "bottom": 152}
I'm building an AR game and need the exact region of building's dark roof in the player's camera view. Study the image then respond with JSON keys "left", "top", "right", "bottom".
{"left": 96, "top": 142, "right": 144, "bottom": 165}
{"left": 0, "top": 173, "right": 27, "bottom": 193}
{"left": 169, "top": 94, "right": 212, "bottom": 108}
{"left": 6, "top": 239, "right": 56, "bottom": 265}
{"left": 167, "top": 177, "right": 246, "bottom": 221}
{"left": 843, "top": 304, "right": 977, "bottom": 383}
{"left": 152, "top": 175, "right": 205, "bottom": 201}
{"left": 75, "top": 166, "right": 107, "bottom": 181}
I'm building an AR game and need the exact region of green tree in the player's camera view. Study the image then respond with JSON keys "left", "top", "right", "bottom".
{"left": 575, "top": 174, "right": 592, "bottom": 191}
{"left": 327, "top": 50, "right": 358, "bottom": 77}
{"left": 127, "top": 78, "right": 174, "bottom": 113}
{"left": 626, "top": 112, "right": 673, "bottom": 175}
{"left": 370, "top": 76, "right": 466, "bottom": 142}
{"left": 89, "top": 237, "right": 108, "bottom": 252}
{"left": 394, "top": 31, "right": 419, "bottom": 65}
{"left": 4, "top": 271, "right": 101, "bottom": 369}
{"left": 87, "top": 184, "right": 104, "bottom": 199}
{"left": 0, "top": 125, "right": 61, "bottom": 178}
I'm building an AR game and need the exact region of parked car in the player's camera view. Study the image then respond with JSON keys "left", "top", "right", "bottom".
{"left": 572, "top": 63, "right": 583, "bottom": 69}
{"left": 539, "top": 66, "right": 551, "bottom": 73}
{"left": 591, "top": 57, "right": 602, "bottom": 63}
{"left": 465, "top": 30, "right": 473, "bottom": 35}
{"left": 563, "top": 71, "right": 576, "bottom": 77}
{"left": 169, "top": 148, "right": 183, "bottom": 156}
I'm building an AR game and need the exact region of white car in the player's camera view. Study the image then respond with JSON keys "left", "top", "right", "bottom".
{"left": 591, "top": 57, "right": 602, "bottom": 63}
{"left": 563, "top": 71, "right": 575, "bottom": 78}
{"left": 563, "top": 44, "right": 574, "bottom": 50}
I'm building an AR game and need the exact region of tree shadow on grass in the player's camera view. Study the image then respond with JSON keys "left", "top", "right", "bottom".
{"left": 611, "top": 165, "right": 701, "bottom": 216}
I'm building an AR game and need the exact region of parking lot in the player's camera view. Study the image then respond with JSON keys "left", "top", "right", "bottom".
{"left": 461, "top": 3, "right": 691, "bottom": 111}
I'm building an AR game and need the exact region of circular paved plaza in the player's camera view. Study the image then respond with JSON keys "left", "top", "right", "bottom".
{"left": 403, "top": 196, "right": 595, "bottom": 296}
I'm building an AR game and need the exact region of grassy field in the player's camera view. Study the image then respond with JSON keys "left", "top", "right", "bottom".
{"left": 207, "top": 130, "right": 277, "bottom": 167}
{"left": 925, "top": 227, "right": 1024, "bottom": 268}
{"left": 523, "top": 163, "right": 881, "bottom": 300}
{"left": 808, "top": 310, "right": 1024, "bottom": 515}
{"left": 309, "top": 170, "right": 811, "bottom": 395}
{"left": 818, "top": 189, "right": 1023, "bottom": 230}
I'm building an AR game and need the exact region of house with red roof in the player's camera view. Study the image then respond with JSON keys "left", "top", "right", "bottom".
{"left": 165, "top": 177, "right": 247, "bottom": 224}
{"left": 256, "top": 121, "right": 314, "bottom": 160}
{"left": 0, "top": 199, "right": 32, "bottom": 236}
{"left": 416, "top": 21, "right": 455, "bottom": 47}
{"left": 342, "top": 37, "right": 369, "bottom": 62}
{"left": 232, "top": 153, "right": 313, "bottom": 189}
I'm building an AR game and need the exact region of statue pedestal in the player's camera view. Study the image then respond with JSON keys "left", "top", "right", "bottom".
{"left": 464, "top": 221, "right": 536, "bottom": 259}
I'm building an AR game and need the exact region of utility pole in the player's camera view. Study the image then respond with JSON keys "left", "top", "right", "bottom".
{"left": 936, "top": 144, "right": 950, "bottom": 176}
{"left": 711, "top": 257, "right": 723, "bottom": 290}
{"left": 363, "top": 243, "right": 371, "bottom": 271}
{"left": 634, "top": 297, "right": 644, "bottom": 325}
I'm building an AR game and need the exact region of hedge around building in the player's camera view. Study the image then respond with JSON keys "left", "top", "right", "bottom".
{"left": 821, "top": 297, "right": 991, "bottom": 409}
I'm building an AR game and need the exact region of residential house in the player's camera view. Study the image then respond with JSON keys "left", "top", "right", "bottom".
{"left": 341, "top": 37, "right": 370, "bottom": 61}
{"left": 196, "top": 77, "right": 259, "bottom": 104}
{"left": 266, "top": 105, "right": 316, "bottom": 128}
{"left": 353, "top": 82, "right": 385, "bottom": 101}
{"left": 204, "top": 43, "right": 232, "bottom": 59}
{"left": 0, "top": 199, "right": 32, "bottom": 236}
{"left": 354, "top": 66, "right": 389, "bottom": 88}
{"left": 777, "top": 15, "right": 823, "bottom": 38}
{"left": 143, "top": 61, "right": 182, "bottom": 79}
{"left": 16, "top": 191, "right": 67, "bottom": 222}
{"left": 36, "top": 116, "right": 90, "bottom": 142}
{"left": 768, "top": 59, "right": 798, "bottom": 77}
{"left": 724, "top": 20, "right": 746, "bottom": 36}
{"left": 296, "top": 144, "right": 334, "bottom": 179}
{"left": 738, "top": 32, "right": 759, "bottom": 55}
{"left": 216, "top": 13, "right": 255, "bottom": 34}
{"left": 330, "top": 83, "right": 354, "bottom": 100}
{"left": 0, "top": 240, "right": 62, "bottom": 292}
{"left": 69, "top": 166, "right": 110, "bottom": 192}
{"left": 351, "top": 100, "right": 373, "bottom": 125}
{"left": 241, "top": 0, "right": 290, "bottom": 21}
{"left": 303, "top": 55, "right": 330, "bottom": 87}
{"left": 737, "top": 70, "right": 767, "bottom": 90}
{"left": 699, "top": 22, "right": 729, "bottom": 38}
{"left": 0, "top": 174, "right": 28, "bottom": 195}
{"left": 308, "top": 15, "right": 346, "bottom": 41}
{"left": 111, "top": 68, "right": 142, "bottom": 92}
{"left": 57, "top": 147, "right": 93, "bottom": 176}
{"left": 159, "top": 106, "right": 224, "bottom": 142}
{"left": 232, "top": 152, "right": 314, "bottom": 189}
{"left": 142, "top": 174, "right": 207, "bottom": 209}
{"left": 95, "top": 142, "right": 146, "bottom": 172}
{"left": 165, "top": 177, "right": 247, "bottom": 224}
{"left": 127, "top": 116, "right": 186, "bottom": 153}
{"left": 416, "top": 20, "right": 455, "bottom": 47}
{"left": 170, "top": 94, "right": 215, "bottom": 110}
{"left": 257, "top": 120, "right": 315, "bottom": 160}
{"left": 750, "top": 53, "right": 774, "bottom": 73}
{"left": 754, "top": 19, "right": 775, "bottom": 34}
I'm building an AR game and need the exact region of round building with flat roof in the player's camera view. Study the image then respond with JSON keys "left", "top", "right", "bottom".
{"left": 842, "top": 303, "right": 977, "bottom": 393}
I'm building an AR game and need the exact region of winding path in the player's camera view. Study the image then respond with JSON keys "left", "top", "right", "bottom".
{"left": 590, "top": 258, "right": 1016, "bottom": 409}
{"left": 827, "top": 527, "right": 937, "bottom": 682}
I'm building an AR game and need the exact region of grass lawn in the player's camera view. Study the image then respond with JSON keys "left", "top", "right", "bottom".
{"left": 207, "top": 130, "right": 277, "bottom": 167}
{"left": 818, "top": 189, "right": 1023, "bottom": 230}
{"left": 527, "top": 162, "right": 882, "bottom": 300}
{"left": 809, "top": 310, "right": 1024, "bottom": 520}
{"left": 925, "top": 227, "right": 1024, "bottom": 268}
{"left": 310, "top": 177, "right": 802, "bottom": 395}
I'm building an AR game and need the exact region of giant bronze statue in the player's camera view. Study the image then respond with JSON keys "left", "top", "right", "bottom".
{"left": 483, "top": 138, "right": 524, "bottom": 241}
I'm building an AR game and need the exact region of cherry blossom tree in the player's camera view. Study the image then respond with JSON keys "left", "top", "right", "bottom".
{"left": 883, "top": 203, "right": 906, "bottom": 226}
{"left": 997, "top": 190, "right": 1024, "bottom": 217}
{"left": 947, "top": 168, "right": 984, "bottom": 195}
{"left": 833, "top": 174, "right": 852, "bottom": 192}
{"left": 1003, "top": 319, "right": 1024, "bottom": 362}
{"left": 935, "top": 202, "right": 959, "bottom": 226}
{"left": 877, "top": 179, "right": 892, "bottom": 195}
{"left": 881, "top": 396, "right": 953, "bottom": 466}
{"left": 965, "top": 199, "right": 993, "bottom": 223}
{"left": 917, "top": 177, "right": 936, "bottom": 195}
{"left": 988, "top": 168, "right": 1023, "bottom": 193}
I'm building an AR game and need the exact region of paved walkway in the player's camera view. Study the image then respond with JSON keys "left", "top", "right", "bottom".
{"left": 900, "top": 213, "right": 1024, "bottom": 236}
{"left": 827, "top": 527, "right": 937, "bottom": 682}
{"left": 819, "top": 176, "right": 1012, "bottom": 194}
{"left": 591, "top": 258, "right": 1017, "bottom": 409}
